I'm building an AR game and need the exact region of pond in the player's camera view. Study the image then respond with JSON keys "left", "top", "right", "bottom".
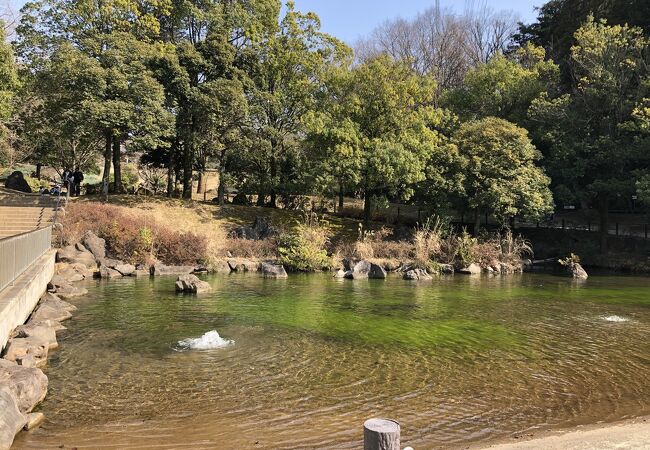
{"left": 12, "top": 273, "right": 650, "bottom": 449}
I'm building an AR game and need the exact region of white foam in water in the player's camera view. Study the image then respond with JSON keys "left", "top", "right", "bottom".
{"left": 603, "top": 315, "right": 629, "bottom": 323}
{"left": 177, "top": 330, "right": 234, "bottom": 350}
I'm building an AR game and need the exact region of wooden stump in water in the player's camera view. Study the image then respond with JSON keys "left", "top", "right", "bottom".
{"left": 363, "top": 418, "right": 400, "bottom": 450}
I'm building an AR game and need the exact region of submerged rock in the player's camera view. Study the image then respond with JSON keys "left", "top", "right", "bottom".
{"left": 440, "top": 264, "right": 454, "bottom": 275}
{"left": 0, "top": 360, "right": 48, "bottom": 413}
{"left": 0, "top": 385, "right": 26, "bottom": 450}
{"left": 175, "top": 274, "right": 211, "bottom": 294}
{"left": 227, "top": 259, "right": 259, "bottom": 272}
{"left": 51, "top": 283, "right": 88, "bottom": 299}
{"left": 114, "top": 264, "right": 136, "bottom": 276}
{"left": 368, "top": 263, "right": 387, "bottom": 279}
{"left": 99, "top": 266, "right": 122, "bottom": 279}
{"left": 333, "top": 269, "right": 346, "bottom": 278}
{"left": 346, "top": 260, "right": 386, "bottom": 279}
{"left": 261, "top": 262, "right": 288, "bottom": 279}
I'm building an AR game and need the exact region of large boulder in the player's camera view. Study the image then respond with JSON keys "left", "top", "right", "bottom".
{"left": 403, "top": 269, "right": 432, "bottom": 281}
{"left": 175, "top": 274, "right": 211, "bottom": 294}
{"left": 3, "top": 337, "right": 49, "bottom": 368}
{"left": 368, "top": 263, "right": 387, "bottom": 280}
{"left": 440, "top": 264, "right": 454, "bottom": 275}
{"left": 50, "top": 283, "right": 88, "bottom": 299}
{"left": 211, "top": 260, "right": 232, "bottom": 274}
{"left": 150, "top": 263, "right": 195, "bottom": 276}
{"left": 333, "top": 269, "right": 346, "bottom": 278}
{"left": 30, "top": 299, "right": 73, "bottom": 323}
{"left": 4, "top": 171, "right": 31, "bottom": 193}
{"left": 114, "top": 264, "right": 135, "bottom": 276}
{"left": 261, "top": 262, "right": 288, "bottom": 279}
{"left": 56, "top": 263, "right": 93, "bottom": 281}
{"left": 82, "top": 230, "right": 106, "bottom": 260}
{"left": 13, "top": 322, "right": 57, "bottom": 350}
{"left": 0, "top": 385, "right": 26, "bottom": 450}
{"left": 56, "top": 246, "right": 97, "bottom": 268}
{"left": 230, "top": 217, "right": 276, "bottom": 240}
{"left": 0, "top": 360, "right": 48, "bottom": 413}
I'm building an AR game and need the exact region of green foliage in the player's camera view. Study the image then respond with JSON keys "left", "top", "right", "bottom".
{"left": 455, "top": 230, "right": 478, "bottom": 268}
{"left": 455, "top": 117, "right": 554, "bottom": 223}
{"left": 278, "top": 214, "right": 332, "bottom": 272}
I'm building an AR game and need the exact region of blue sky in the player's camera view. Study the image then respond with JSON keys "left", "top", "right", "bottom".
{"left": 8, "top": 0, "right": 542, "bottom": 43}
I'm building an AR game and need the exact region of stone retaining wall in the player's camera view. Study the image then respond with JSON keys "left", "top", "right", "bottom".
{"left": 0, "top": 250, "right": 55, "bottom": 352}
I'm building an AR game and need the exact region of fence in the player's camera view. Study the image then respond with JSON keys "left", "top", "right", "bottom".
{"left": 0, "top": 226, "right": 52, "bottom": 292}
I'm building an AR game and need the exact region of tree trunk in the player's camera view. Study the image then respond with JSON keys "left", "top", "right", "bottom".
{"left": 112, "top": 138, "right": 122, "bottom": 193}
{"left": 598, "top": 194, "right": 609, "bottom": 254}
{"left": 338, "top": 182, "right": 344, "bottom": 212}
{"left": 102, "top": 131, "right": 112, "bottom": 196}
{"left": 197, "top": 171, "right": 206, "bottom": 194}
{"left": 363, "top": 191, "right": 372, "bottom": 224}
{"left": 256, "top": 191, "right": 265, "bottom": 206}
{"left": 182, "top": 140, "right": 193, "bottom": 199}
{"left": 269, "top": 155, "right": 277, "bottom": 208}
{"left": 166, "top": 150, "right": 174, "bottom": 198}
{"left": 36, "top": 163, "right": 42, "bottom": 180}
{"left": 217, "top": 160, "right": 226, "bottom": 206}
{"left": 474, "top": 209, "right": 481, "bottom": 235}
{"left": 363, "top": 418, "right": 400, "bottom": 450}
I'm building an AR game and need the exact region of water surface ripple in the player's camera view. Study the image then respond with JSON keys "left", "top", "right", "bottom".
{"left": 13, "top": 273, "right": 650, "bottom": 449}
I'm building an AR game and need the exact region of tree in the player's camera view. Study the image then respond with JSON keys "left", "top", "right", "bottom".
{"left": 445, "top": 44, "right": 559, "bottom": 125}
{"left": 454, "top": 117, "right": 554, "bottom": 232}
{"left": 306, "top": 56, "right": 455, "bottom": 223}
{"left": 528, "top": 17, "right": 650, "bottom": 251}
{"left": 0, "top": 21, "right": 20, "bottom": 166}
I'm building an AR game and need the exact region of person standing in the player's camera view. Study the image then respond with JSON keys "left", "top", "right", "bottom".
{"left": 73, "top": 167, "right": 84, "bottom": 196}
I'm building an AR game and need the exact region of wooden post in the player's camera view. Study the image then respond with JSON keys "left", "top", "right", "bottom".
{"left": 363, "top": 418, "right": 400, "bottom": 450}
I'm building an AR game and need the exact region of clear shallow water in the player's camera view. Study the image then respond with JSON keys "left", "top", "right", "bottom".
{"left": 13, "top": 273, "right": 650, "bottom": 449}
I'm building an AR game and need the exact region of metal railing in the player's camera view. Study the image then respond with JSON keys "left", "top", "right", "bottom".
{"left": 0, "top": 226, "right": 52, "bottom": 292}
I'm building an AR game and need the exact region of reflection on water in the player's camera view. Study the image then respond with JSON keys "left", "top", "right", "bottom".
{"left": 13, "top": 273, "right": 650, "bottom": 449}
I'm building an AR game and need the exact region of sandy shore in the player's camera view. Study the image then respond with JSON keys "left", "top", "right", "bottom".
{"left": 481, "top": 416, "right": 650, "bottom": 449}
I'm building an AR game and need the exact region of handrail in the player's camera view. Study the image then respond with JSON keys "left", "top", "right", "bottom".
{"left": 0, "top": 226, "right": 53, "bottom": 292}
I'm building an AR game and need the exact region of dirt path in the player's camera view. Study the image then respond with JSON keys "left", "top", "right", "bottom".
{"left": 483, "top": 417, "right": 650, "bottom": 449}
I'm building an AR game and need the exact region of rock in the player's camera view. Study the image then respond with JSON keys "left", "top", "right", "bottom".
{"left": 48, "top": 274, "right": 68, "bottom": 288}
{"left": 41, "top": 292, "right": 76, "bottom": 312}
{"left": 440, "top": 264, "right": 454, "bottom": 275}
{"left": 150, "top": 263, "right": 195, "bottom": 276}
{"left": 211, "top": 260, "right": 232, "bottom": 274}
{"left": 82, "top": 231, "right": 106, "bottom": 260}
{"left": 499, "top": 262, "right": 515, "bottom": 274}
{"left": 56, "top": 246, "right": 96, "bottom": 268}
{"left": 57, "top": 263, "right": 93, "bottom": 281}
{"left": 99, "top": 266, "right": 122, "bottom": 279}
{"left": 97, "top": 258, "right": 123, "bottom": 269}
{"left": 75, "top": 242, "right": 89, "bottom": 253}
{"left": 368, "top": 263, "right": 387, "bottom": 279}
{"left": 0, "top": 385, "right": 26, "bottom": 450}
{"left": 403, "top": 269, "right": 432, "bottom": 281}
{"left": 227, "top": 260, "right": 259, "bottom": 272}
{"left": 342, "top": 258, "right": 356, "bottom": 271}
{"left": 570, "top": 262, "right": 588, "bottom": 279}
{"left": 175, "top": 274, "right": 211, "bottom": 294}
{"left": 261, "top": 262, "right": 288, "bottom": 279}
{"left": 30, "top": 302, "right": 73, "bottom": 323}
{"left": 350, "top": 260, "right": 372, "bottom": 279}
{"left": 343, "top": 270, "right": 354, "bottom": 279}
{"left": 3, "top": 337, "right": 49, "bottom": 368}
{"left": 230, "top": 216, "right": 276, "bottom": 240}
{"left": 114, "top": 264, "right": 136, "bottom": 276}
{"left": 0, "top": 359, "right": 48, "bottom": 413}
{"left": 52, "top": 283, "right": 88, "bottom": 299}
{"left": 333, "top": 269, "right": 346, "bottom": 278}
{"left": 24, "top": 412, "right": 45, "bottom": 431}
{"left": 13, "top": 322, "right": 57, "bottom": 350}
{"left": 458, "top": 263, "right": 481, "bottom": 275}
{"left": 4, "top": 170, "right": 31, "bottom": 193}
{"left": 132, "top": 269, "right": 150, "bottom": 277}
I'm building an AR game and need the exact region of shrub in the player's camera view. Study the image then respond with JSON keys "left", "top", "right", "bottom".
{"left": 61, "top": 203, "right": 208, "bottom": 265}
{"left": 278, "top": 213, "right": 332, "bottom": 271}
{"left": 454, "top": 230, "right": 478, "bottom": 268}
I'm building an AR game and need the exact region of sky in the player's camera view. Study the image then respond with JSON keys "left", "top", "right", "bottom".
{"left": 6, "top": 0, "right": 542, "bottom": 44}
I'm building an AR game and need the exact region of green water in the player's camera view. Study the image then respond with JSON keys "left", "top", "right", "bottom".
{"left": 13, "top": 273, "right": 650, "bottom": 449}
